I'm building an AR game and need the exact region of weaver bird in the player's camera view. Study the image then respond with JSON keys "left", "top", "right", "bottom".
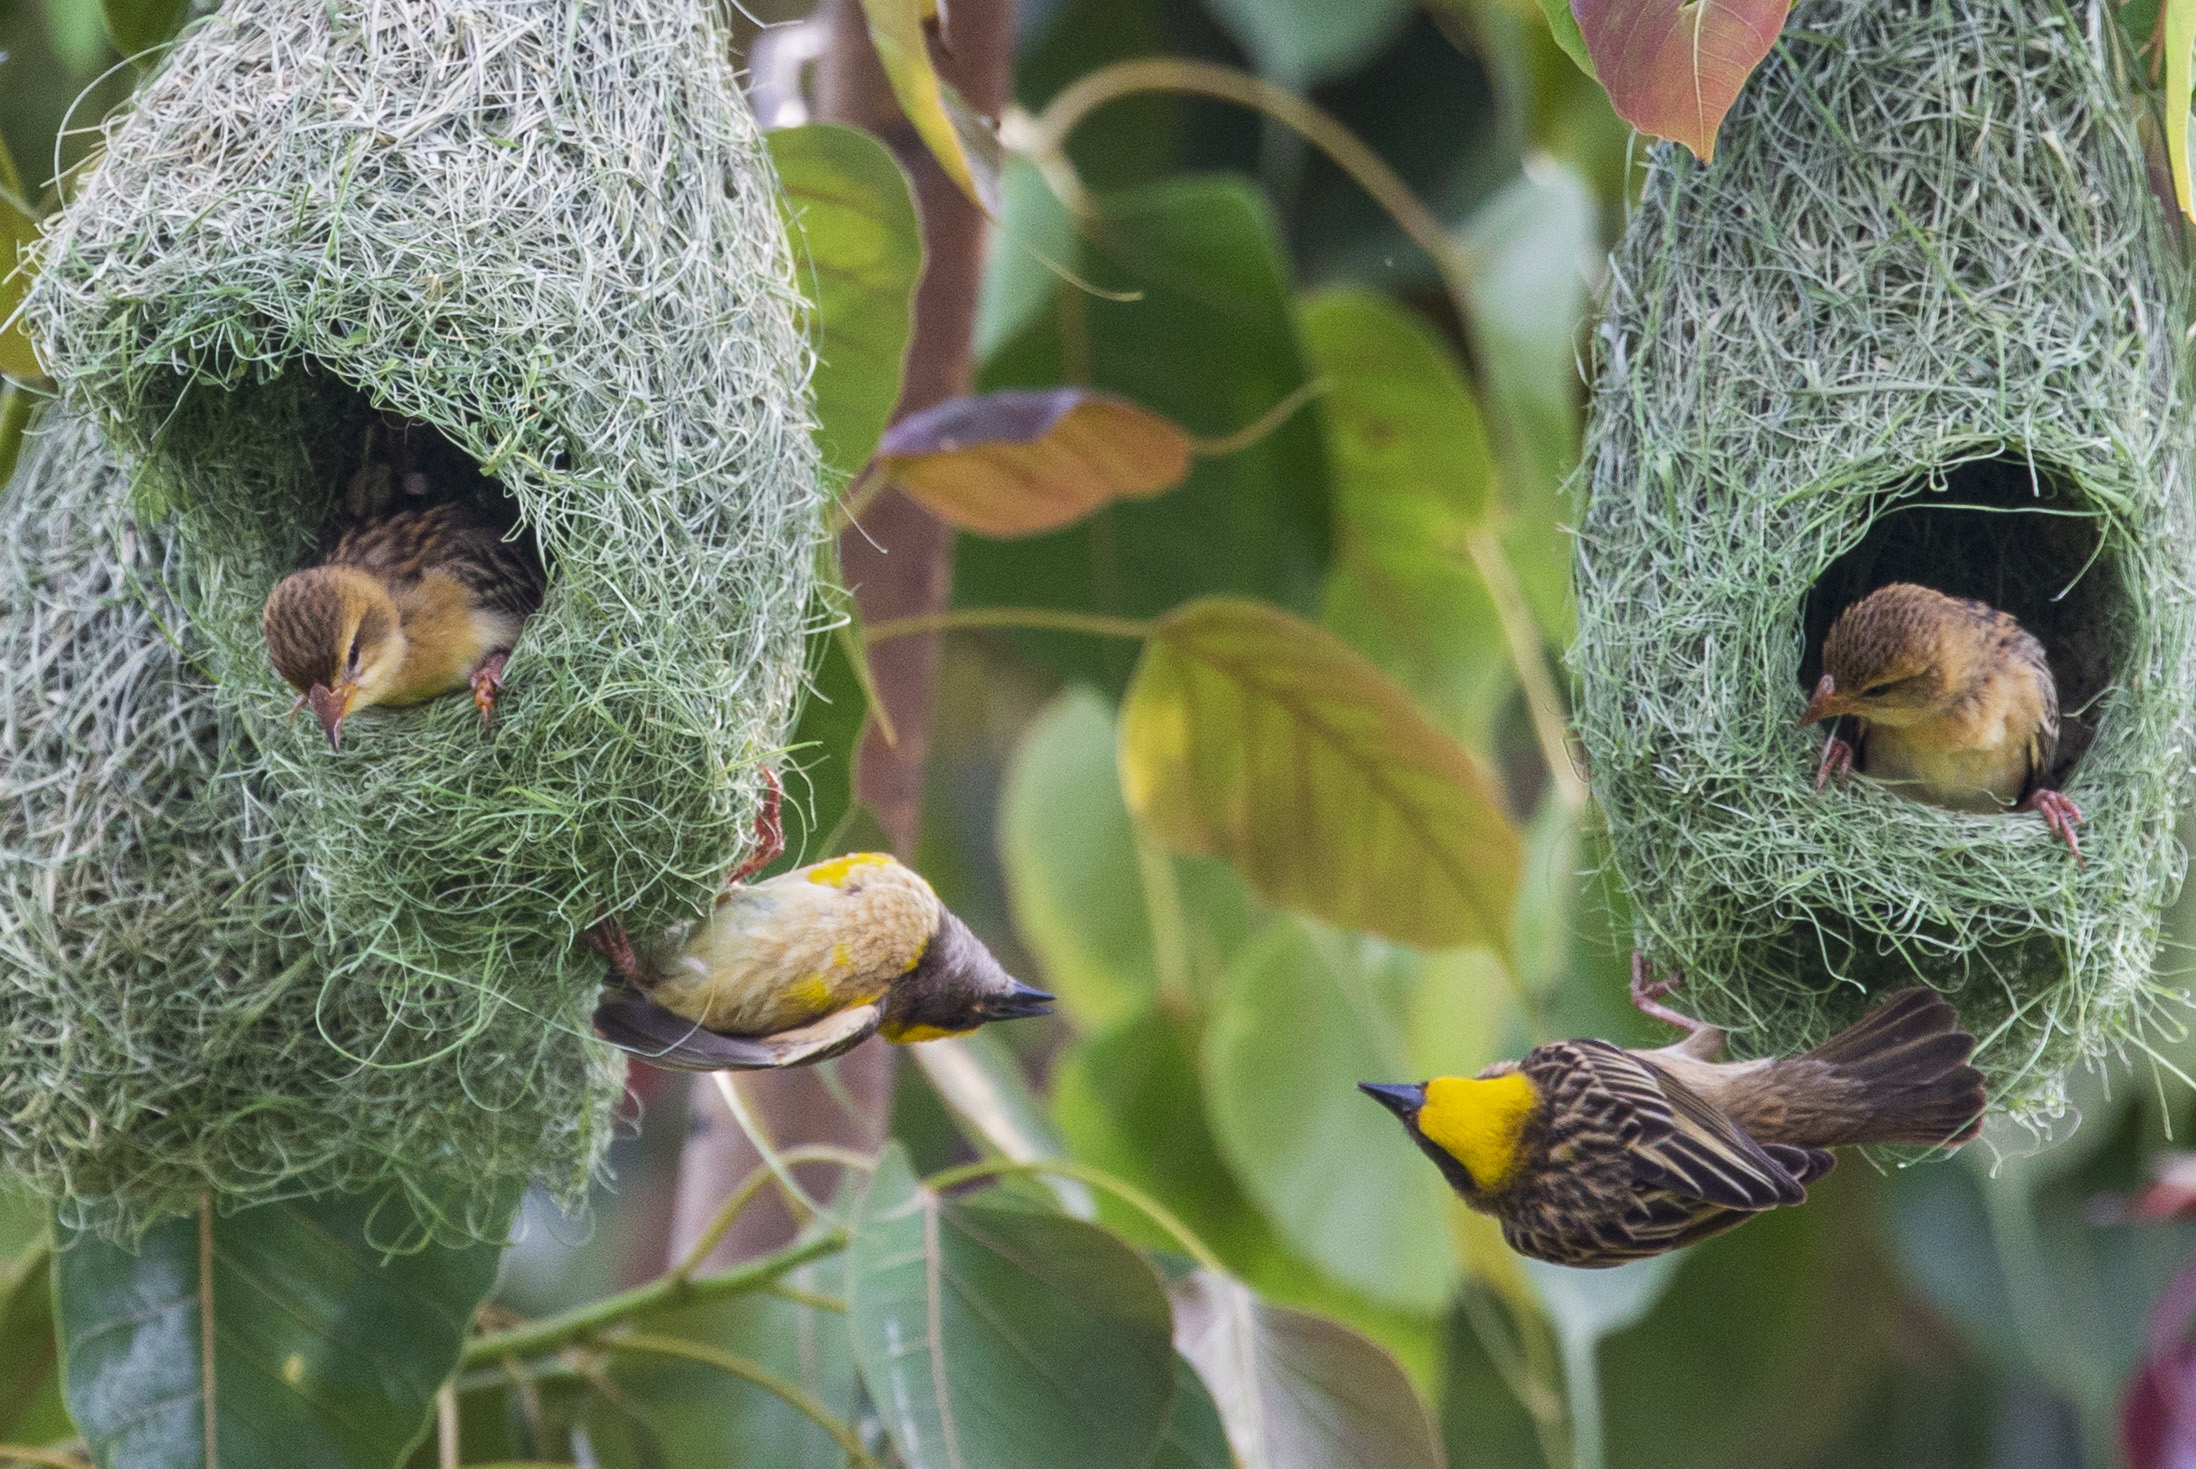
{"left": 263, "top": 500, "right": 544, "bottom": 750}
{"left": 1798, "top": 582, "right": 2081, "bottom": 859}
{"left": 1360, "top": 956, "right": 1984, "bottom": 1267}
{"left": 590, "top": 775, "right": 1054, "bottom": 1070}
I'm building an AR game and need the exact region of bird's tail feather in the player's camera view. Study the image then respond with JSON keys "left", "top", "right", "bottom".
{"left": 1795, "top": 989, "right": 1986, "bottom": 1147}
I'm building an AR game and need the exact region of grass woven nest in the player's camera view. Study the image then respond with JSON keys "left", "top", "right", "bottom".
{"left": 1571, "top": 0, "right": 2196, "bottom": 1118}
{"left": 8, "top": 0, "right": 821, "bottom": 1229}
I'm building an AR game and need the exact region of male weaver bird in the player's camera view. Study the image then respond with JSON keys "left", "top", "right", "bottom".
{"left": 590, "top": 775, "right": 1055, "bottom": 1070}
{"left": 1798, "top": 582, "right": 2082, "bottom": 859}
{"left": 1360, "top": 957, "right": 1985, "bottom": 1267}
{"left": 263, "top": 500, "right": 544, "bottom": 750}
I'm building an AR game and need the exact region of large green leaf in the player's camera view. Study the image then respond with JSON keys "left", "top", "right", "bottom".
{"left": 2170, "top": 0, "right": 2196, "bottom": 224}
{"left": 1300, "top": 287, "right": 1512, "bottom": 753}
{"left": 768, "top": 123, "right": 923, "bottom": 480}
{"left": 99, "top": 0, "right": 188, "bottom": 58}
{"left": 56, "top": 1189, "right": 511, "bottom": 1469}
{"left": 958, "top": 177, "right": 1332, "bottom": 692}
{"left": 973, "top": 155, "right": 1077, "bottom": 363}
{"left": 1197, "top": 0, "right": 1412, "bottom": 84}
{"left": 0, "top": 131, "right": 42, "bottom": 382}
{"left": 1171, "top": 1269, "right": 1445, "bottom": 1469}
{"left": 761, "top": 618, "right": 870, "bottom": 880}
{"left": 1000, "top": 687, "right": 1162, "bottom": 1027}
{"left": 1119, "top": 597, "right": 1520, "bottom": 955}
{"left": 913, "top": 1028, "right": 1097, "bottom": 1217}
{"left": 847, "top": 1145, "right": 1178, "bottom": 1469}
{"left": 851, "top": 0, "right": 1001, "bottom": 213}
{"left": 0, "top": 1245, "right": 66, "bottom": 1447}
{"left": 1202, "top": 918, "right": 1459, "bottom": 1313}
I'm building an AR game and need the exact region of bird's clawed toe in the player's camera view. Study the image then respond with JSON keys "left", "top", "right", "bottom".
{"left": 584, "top": 917, "right": 644, "bottom": 984}
{"left": 1814, "top": 732, "right": 1855, "bottom": 792}
{"left": 1629, "top": 952, "right": 1709, "bottom": 1037}
{"left": 721, "top": 767, "right": 786, "bottom": 888}
{"left": 2017, "top": 787, "right": 2084, "bottom": 865}
{"left": 470, "top": 651, "right": 510, "bottom": 734}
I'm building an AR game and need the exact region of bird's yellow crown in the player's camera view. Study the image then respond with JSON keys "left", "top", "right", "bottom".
{"left": 1417, "top": 1073, "right": 1540, "bottom": 1193}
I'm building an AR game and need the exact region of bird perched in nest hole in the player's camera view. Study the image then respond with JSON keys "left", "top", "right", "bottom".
{"left": 589, "top": 773, "right": 1055, "bottom": 1070}
{"left": 263, "top": 499, "right": 544, "bottom": 751}
{"left": 1798, "top": 581, "right": 2083, "bottom": 860}
{"left": 1360, "top": 957, "right": 1985, "bottom": 1267}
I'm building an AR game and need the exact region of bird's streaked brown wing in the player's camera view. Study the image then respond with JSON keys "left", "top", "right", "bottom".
{"left": 328, "top": 503, "right": 544, "bottom": 619}
{"left": 2016, "top": 631, "right": 2059, "bottom": 797}
{"left": 1566, "top": 1040, "right": 1805, "bottom": 1210}
{"left": 594, "top": 988, "right": 880, "bottom": 1070}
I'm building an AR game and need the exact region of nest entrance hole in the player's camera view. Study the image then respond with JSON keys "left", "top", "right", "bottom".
{"left": 1798, "top": 455, "right": 2125, "bottom": 784}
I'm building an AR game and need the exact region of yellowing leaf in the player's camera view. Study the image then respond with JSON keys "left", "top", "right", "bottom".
{"left": 1118, "top": 597, "right": 1520, "bottom": 955}
{"left": 880, "top": 388, "right": 1191, "bottom": 538}
{"left": 2169, "top": 0, "right": 2196, "bottom": 223}
{"left": 0, "top": 134, "right": 41, "bottom": 383}
{"left": 1573, "top": 0, "right": 1792, "bottom": 161}
{"left": 854, "top": 0, "right": 1001, "bottom": 213}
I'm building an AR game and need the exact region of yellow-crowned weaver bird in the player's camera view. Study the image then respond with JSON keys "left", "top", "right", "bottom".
{"left": 589, "top": 773, "right": 1054, "bottom": 1070}
{"left": 1800, "top": 581, "right": 2081, "bottom": 859}
{"left": 263, "top": 499, "right": 544, "bottom": 751}
{"left": 1360, "top": 956, "right": 1985, "bottom": 1267}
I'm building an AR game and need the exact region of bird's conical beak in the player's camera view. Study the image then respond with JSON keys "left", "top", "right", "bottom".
{"left": 1797, "top": 673, "right": 1843, "bottom": 730}
{"left": 1358, "top": 1081, "right": 1426, "bottom": 1119}
{"left": 306, "top": 680, "right": 358, "bottom": 751}
{"left": 988, "top": 978, "right": 1056, "bottom": 1020}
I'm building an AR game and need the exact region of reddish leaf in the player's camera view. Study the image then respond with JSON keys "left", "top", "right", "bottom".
{"left": 1571, "top": 0, "right": 1791, "bottom": 160}
{"left": 2126, "top": 1255, "right": 2196, "bottom": 1469}
{"left": 879, "top": 388, "right": 1192, "bottom": 538}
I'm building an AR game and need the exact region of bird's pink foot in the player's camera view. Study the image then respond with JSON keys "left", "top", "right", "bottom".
{"left": 1814, "top": 732, "right": 1855, "bottom": 791}
{"left": 470, "top": 651, "right": 510, "bottom": 734}
{"left": 2016, "top": 787, "right": 2084, "bottom": 865}
{"left": 720, "top": 767, "right": 785, "bottom": 889}
{"left": 585, "top": 918, "right": 644, "bottom": 984}
{"left": 1630, "top": 953, "right": 1710, "bottom": 1036}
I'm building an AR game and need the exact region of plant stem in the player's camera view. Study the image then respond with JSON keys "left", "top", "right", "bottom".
{"left": 672, "top": 1145, "right": 872, "bottom": 1282}
{"left": 605, "top": 1333, "right": 883, "bottom": 1469}
{"left": 461, "top": 1231, "right": 846, "bottom": 1365}
{"left": 0, "top": 1449, "right": 93, "bottom": 1469}
{"left": 865, "top": 606, "right": 1156, "bottom": 644}
{"left": 1183, "top": 377, "right": 1328, "bottom": 458}
{"left": 922, "top": 1157, "right": 1228, "bottom": 1273}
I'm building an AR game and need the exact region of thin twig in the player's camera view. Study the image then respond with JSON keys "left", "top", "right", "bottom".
{"left": 864, "top": 606, "right": 1156, "bottom": 644}
{"left": 922, "top": 1157, "right": 1228, "bottom": 1273}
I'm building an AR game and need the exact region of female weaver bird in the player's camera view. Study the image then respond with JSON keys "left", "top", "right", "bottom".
{"left": 263, "top": 499, "right": 544, "bottom": 750}
{"left": 1798, "top": 582, "right": 2081, "bottom": 859}
{"left": 589, "top": 774, "right": 1055, "bottom": 1070}
{"left": 1361, "top": 957, "right": 1985, "bottom": 1267}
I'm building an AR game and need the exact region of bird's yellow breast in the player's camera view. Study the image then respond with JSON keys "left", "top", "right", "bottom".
{"left": 1418, "top": 1073, "right": 1540, "bottom": 1194}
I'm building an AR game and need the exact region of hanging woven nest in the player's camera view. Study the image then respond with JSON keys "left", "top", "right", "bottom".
{"left": 1572, "top": 0, "right": 2196, "bottom": 1117}
{"left": 7, "top": 0, "right": 821, "bottom": 1230}
{"left": 0, "top": 411, "right": 624, "bottom": 1238}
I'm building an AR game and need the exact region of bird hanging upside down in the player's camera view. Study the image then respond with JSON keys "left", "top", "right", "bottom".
{"left": 589, "top": 774, "right": 1055, "bottom": 1070}
{"left": 1799, "top": 582, "right": 2082, "bottom": 860}
{"left": 263, "top": 500, "right": 545, "bottom": 750}
{"left": 1360, "top": 956, "right": 1985, "bottom": 1267}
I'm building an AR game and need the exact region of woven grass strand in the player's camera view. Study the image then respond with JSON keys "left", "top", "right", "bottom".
{"left": 1573, "top": 0, "right": 2196, "bottom": 1119}
{"left": 8, "top": 0, "right": 822, "bottom": 1236}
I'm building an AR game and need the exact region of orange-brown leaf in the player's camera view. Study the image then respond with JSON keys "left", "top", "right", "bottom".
{"left": 1572, "top": 0, "right": 1790, "bottom": 160}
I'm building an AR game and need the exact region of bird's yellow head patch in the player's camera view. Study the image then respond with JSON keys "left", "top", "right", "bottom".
{"left": 1416, "top": 1073, "right": 1540, "bottom": 1194}
{"left": 879, "top": 1020, "right": 971, "bottom": 1045}
{"left": 805, "top": 852, "right": 896, "bottom": 889}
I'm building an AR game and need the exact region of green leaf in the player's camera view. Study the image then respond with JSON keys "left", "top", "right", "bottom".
{"left": 1300, "top": 286, "right": 1513, "bottom": 752}
{"left": 1571, "top": 0, "right": 1791, "bottom": 161}
{"left": 600, "top": 1257, "right": 859, "bottom": 1469}
{"left": 957, "top": 177, "right": 1332, "bottom": 693}
{"left": 1119, "top": 597, "right": 1521, "bottom": 955}
{"left": 1155, "top": 1355, "right": 1233, "bottom": 1469}
{"left": 1, "top": 134, "right": 42, "bottom": 383}
{"left": 852, "top": 0, "right": 1000, "bottom": 212}
{"left": 2170, "top": 0, "right": 2196, "bottom": 223}
{"left": 913, "top": 1029, "right": 1098, "bottom": 1217}
{"left": 98, "top": 0, "right": 188, "bottom": 58}
{"left": 1171, "top": 1269, "right": 1446, "bottom": 1469}
{"left": 764, "top": 619, "right": 870, "bottom": 879}
{"left": 879, "top": 388, "right": 1191, "bottom": 538}
{"left": 0, "top": 1246, "right": 67, "bottom": 1446}
{"left": 56, "top": 1188, "right": 512, "bottom": 1469}
{"left": 768, "top": 123, "right": 923, "bottom": 480}
{"left": 974, "top": 155, "right": 1076, "bottom": 364}
{"left": 1198, "top": 0, "right": 1412, "bottom": 85}
{"left": 1536, "top": 0, "right": 1597, "bottom": 77}
{"left": 847, "top": 1145, "right": 1178, "bottom": 1469}
{"left": 1202, "top": 919, "right": 1459, "bottom": 1313}
{"left": 1000, "top": 687, "right": 1162, "bottom": 1027}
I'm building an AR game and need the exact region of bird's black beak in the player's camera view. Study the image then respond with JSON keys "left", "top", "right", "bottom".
{"left": 1797, "top": 672, "right": 1844, "bottom": 730}
{"left": 987, "top": 979, "right": 1056, "bottom": 1020}
{"left": 1358, "top": 1081, "right": 1426, "bottom": 1120}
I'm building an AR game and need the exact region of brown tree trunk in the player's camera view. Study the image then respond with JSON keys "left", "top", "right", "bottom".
{"left": 665, "top": 0, "right": 1012, "bottom": 1269}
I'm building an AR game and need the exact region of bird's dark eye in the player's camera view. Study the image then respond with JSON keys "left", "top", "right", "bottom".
{"left": 346, "top": 634, "right": 363, "bottom": 671}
